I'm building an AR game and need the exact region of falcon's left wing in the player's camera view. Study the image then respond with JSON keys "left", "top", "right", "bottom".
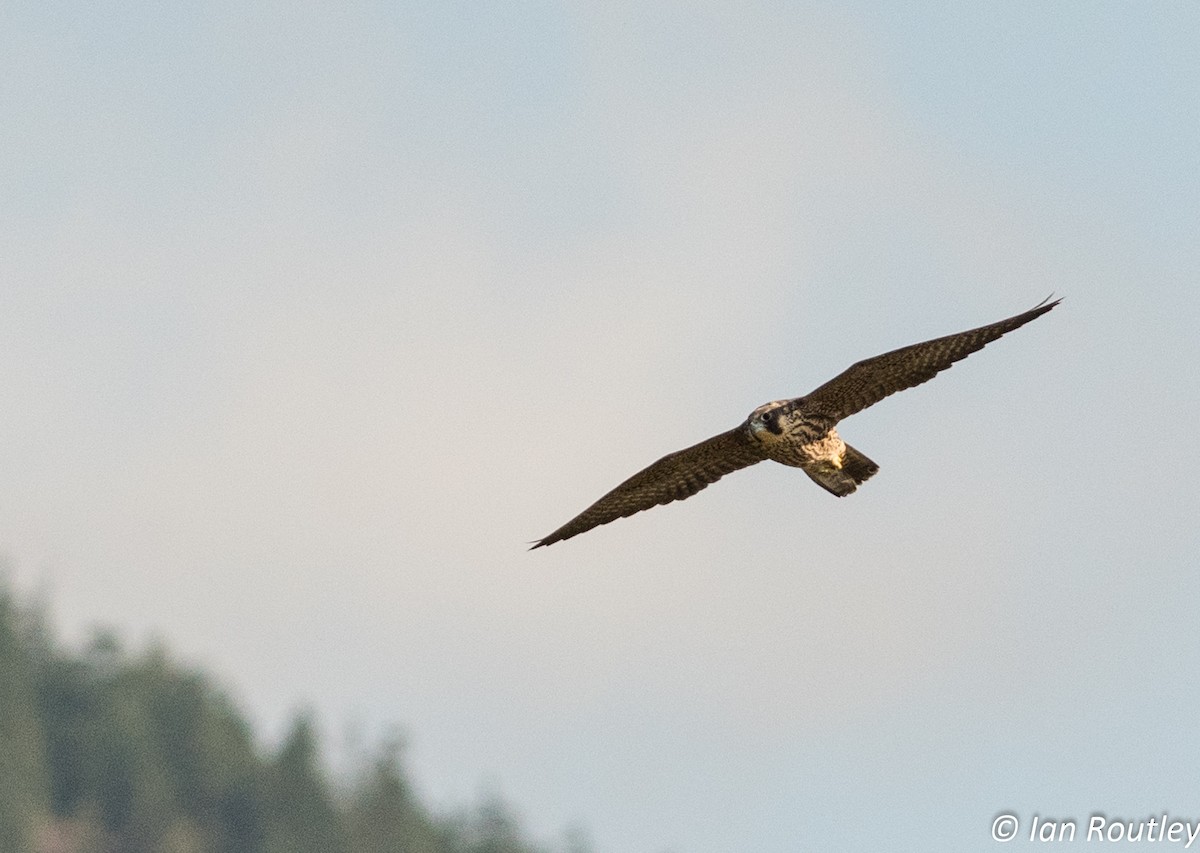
{"left": 799, "top": 297, "right": 1060, "bottom": 427}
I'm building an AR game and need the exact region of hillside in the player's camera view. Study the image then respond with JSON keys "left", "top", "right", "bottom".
{"left": 0, "top": 582, "right": 589, "bottom": 853}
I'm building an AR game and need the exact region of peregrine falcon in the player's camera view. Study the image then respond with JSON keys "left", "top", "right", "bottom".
{"left": 532, "top": 297, "right": 1059, "bottom": 548}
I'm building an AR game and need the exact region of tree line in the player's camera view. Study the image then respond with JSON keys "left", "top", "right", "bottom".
{"left": 0, "top": 581, "right": 590, "bottom": 853}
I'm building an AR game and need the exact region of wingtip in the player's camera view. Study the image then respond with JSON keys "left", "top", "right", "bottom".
{"left": 528, "top": 539, "right": 549, "bottom": 551}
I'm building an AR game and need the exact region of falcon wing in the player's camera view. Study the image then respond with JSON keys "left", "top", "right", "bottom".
{"left": 799, "top": 297, "right": 1060, "bottom": 426}
{"left": 532, "top": 426, "right": 766, "bottom": 548}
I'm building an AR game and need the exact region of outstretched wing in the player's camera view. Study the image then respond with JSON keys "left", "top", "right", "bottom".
{"left": 799, "top": 297, "right": 1060, "bottom": 425}
{"left": 532, "top": 426, "right": 766, "bottom": 548}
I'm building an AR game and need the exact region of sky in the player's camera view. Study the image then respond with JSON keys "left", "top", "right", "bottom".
{"left": 3, "top": 2, "right": 1199, "bottom": 851}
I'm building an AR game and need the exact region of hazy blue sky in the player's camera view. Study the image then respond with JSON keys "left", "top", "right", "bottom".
{"left": 3, "top": 3, "right": 1198, "bottom": 851}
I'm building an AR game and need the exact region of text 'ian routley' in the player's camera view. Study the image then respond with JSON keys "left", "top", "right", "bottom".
{"left": 992, "top": 814, "right": 1200, "bottom": 845}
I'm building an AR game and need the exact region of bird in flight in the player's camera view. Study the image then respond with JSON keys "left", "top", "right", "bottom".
{"left": 531, "top": 297, "right": 1059, "bottom": 548}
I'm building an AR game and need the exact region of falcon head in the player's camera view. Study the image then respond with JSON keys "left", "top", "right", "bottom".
{"left": 747, "top": 400, "right": 789, "bottom": 441}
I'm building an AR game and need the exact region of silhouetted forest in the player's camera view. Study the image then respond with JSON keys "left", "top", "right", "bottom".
{"left": 0, "top": 581, "right": 590, "bottom": 853}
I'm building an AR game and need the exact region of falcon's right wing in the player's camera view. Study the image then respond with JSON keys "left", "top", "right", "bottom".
{"left": 532, "top": 426, "right": 766, "bottom": 548}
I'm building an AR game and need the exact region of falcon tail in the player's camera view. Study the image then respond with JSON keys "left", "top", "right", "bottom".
{"left": 806, "top": 444, "right": 879, "bottom": 497}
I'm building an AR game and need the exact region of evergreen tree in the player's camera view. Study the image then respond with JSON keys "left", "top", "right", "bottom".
{"left": 119, "top": 643, "right": 265, "bottom": 853}
{"left": 464, "top": 794, "right": 544, "bottom": 853}
{"left": 262, "top": 713, "right": 348, "bottom": 853}
{"left": 0, "top": 588, "right": 50, "bottom": 853}
{"left": 74, "top": 631, "right": 177, "bottom": 851}
{"left": 346, "top": 735, "right": 441, "bottom": 853}
{"left": 37, "top": 628, "right": 267, "bottom": 853}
